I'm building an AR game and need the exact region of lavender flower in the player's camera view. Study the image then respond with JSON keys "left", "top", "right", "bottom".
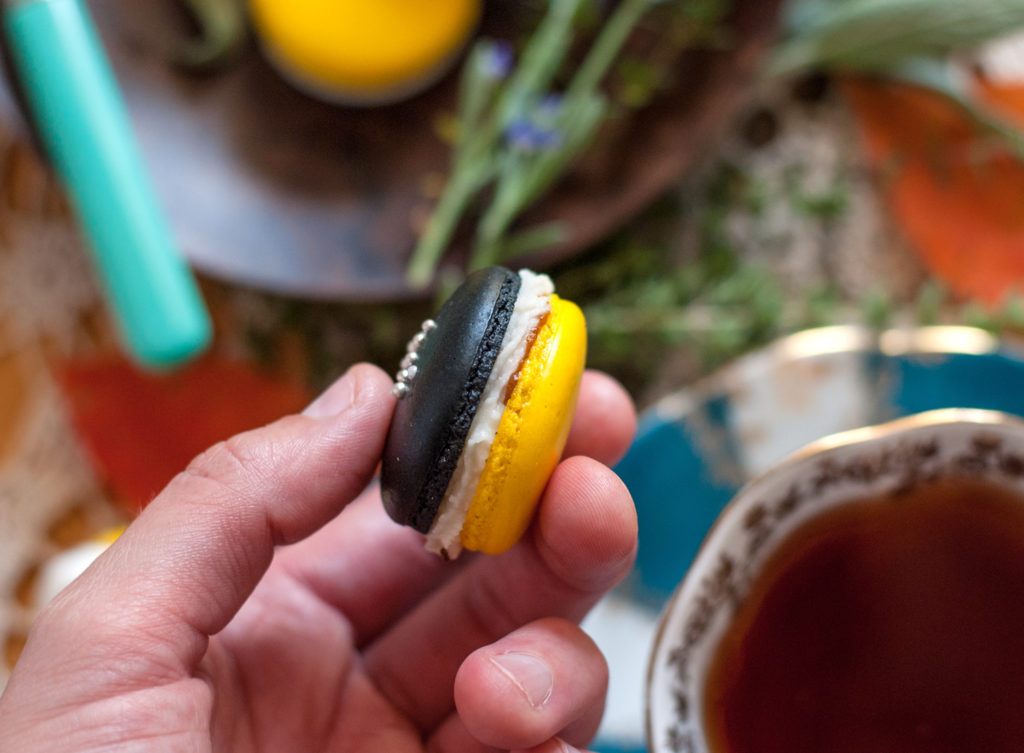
{"left": 478, "top": 40, "right": 514, "bottom": 80}
{"left": 506, "top": 118, "right": 563, "bottom": 153}
{"left": 505, "top": 94, "right": 565, "bottom": 153}
{"left": 536, "top": 94, "right": 564, "bottom": 121}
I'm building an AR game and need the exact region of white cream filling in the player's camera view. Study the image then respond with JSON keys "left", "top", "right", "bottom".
{"left": 426, "top": 270, "right": 554, "bottom": 557}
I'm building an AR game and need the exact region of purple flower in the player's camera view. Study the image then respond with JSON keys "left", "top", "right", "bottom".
{"left": 536, "top": 94, "right": 563, "bottom": 120}
{"left": 506, "top": 119, "right": 563, "bottom": 153}
{"left": 505, "top": 94, "right": 565, "bottom": 153}
{"left": 479, "top": 40, "right": 514, "bottom": 80}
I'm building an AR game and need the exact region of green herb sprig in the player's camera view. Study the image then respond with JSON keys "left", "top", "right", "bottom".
{"left": 773, "top": 0, "right": 1024, "bottom": 77}
{"left": 406, "top": 0, "right": 655, "bottom": 287}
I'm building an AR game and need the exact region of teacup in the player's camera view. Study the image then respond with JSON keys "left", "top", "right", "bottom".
{"left": 646, "top": 408, "right": 1024, "bottom": 753}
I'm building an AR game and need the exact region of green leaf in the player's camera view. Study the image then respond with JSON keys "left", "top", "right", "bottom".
{"left": 497, "top": 0, "right": 587, "bottom": 124}
{"left": 457, "top": 42, "right": 505, "bottom": 155}
{"left": 862, "top": 286, "right": 893, "bottom": 330}
{"left": 522, "top": 93, "right": 608, "bottom": 201}
{"left": 771, "top": 0, "right": 1024, "bottom": 76}
{"left": 173, "top": 0, "right": 247, "bottom": 69}
{"left": 566, "top": 0, "right": 654, "bottom": 101}
{"left": 498, "top": 222, "right": 569, "bottom": 260}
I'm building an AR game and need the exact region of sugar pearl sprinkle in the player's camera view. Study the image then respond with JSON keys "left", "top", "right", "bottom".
{"left": 393, "top": 319, "right": 436, "bottom": 398}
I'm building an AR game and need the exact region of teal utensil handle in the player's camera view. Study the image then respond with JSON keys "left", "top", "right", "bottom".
{"left": 4, "top": 0, "right": 212, "bottom": 368}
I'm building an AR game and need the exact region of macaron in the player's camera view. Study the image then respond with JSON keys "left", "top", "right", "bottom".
{"left": 246, "top": 0, "right": 482, "bottom": 105}
{"left": 381, "top": 267, "right": 586, "bottom": 558}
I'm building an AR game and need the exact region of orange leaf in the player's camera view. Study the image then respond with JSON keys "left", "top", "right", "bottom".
{"left": 843, "top": 76, "right": 1024, "bottom": 305}
{"left": 56, "top": 355, "right": 313, "bottom": 515}
{"left": 976, "top": 80, "right": 1024, "bottom": 132}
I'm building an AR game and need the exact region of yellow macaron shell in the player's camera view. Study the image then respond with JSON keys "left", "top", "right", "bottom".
{"left": 459, "top": 295, "right": 587, "bottom": 554}
{"left": 247, "top": 0, "right": 481, "bottom": 102}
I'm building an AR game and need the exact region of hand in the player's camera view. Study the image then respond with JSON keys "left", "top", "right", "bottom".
{"left": 0, "top": 364, "right": 637, "bottom": 752}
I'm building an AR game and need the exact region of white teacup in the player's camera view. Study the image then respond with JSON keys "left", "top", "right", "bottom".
{"left": 646, "top": 408, "right": 1024, "bottom": 753}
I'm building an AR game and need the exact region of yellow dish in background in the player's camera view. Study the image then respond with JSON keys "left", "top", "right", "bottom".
{"left": 247, "top": 0, "right": 482, "bottom": 104}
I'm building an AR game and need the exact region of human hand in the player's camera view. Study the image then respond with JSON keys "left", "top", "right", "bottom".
{"left": 0, "top": 364, "right": 637, "bottom": 752}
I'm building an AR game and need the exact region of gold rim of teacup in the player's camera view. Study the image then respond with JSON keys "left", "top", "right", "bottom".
{"left": 649, "top": 325, "right": 1000, "bottom": 425}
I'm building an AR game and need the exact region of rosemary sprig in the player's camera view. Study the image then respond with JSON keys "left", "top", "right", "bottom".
{"left": 406, "top": 0, "right": 655, "bottom": 287}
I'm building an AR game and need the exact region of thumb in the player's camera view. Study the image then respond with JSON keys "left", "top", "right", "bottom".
{"left": 514, "top": 740, "right": 594, "bottom": 753}
{"left": 18, "top": 363, "right": 394, "bottom": 681}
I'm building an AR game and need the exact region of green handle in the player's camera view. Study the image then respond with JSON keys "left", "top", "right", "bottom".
{"left": 4, "top": 0, "right": 212, "bottom": 368}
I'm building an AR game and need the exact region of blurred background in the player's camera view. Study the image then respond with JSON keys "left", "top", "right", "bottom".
{"left": 6, "top": 0, "right": 1024, "bottom": 749}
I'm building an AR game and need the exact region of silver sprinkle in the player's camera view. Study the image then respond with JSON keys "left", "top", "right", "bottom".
{"left": 410, "top": 331, "right": 427, "bottom": 351}
{"left": 422, "top": 319, "right": 437, "bottom": 331}
{"left": 393, "top": 382, "right": 410, "bottom": 399}
{"left": 400, "top": 352, "right": 418, "bottom": 369}
{"left": 405, "top": 365, "right": 418, "bottom": 381}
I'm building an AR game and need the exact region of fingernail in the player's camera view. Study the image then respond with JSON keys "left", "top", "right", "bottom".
{"left": 489, "top": 652, "right": 553, "bottom": 709}
{"left": 511, "top": 739, "right": 578, "bottom": 753}
{"left": 303, "top": 369, "right": 360, "bottom": 418}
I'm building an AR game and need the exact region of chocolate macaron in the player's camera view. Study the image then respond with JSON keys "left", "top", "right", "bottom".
{"left": 381, "top": 266, "right": 586, "bottom": 557}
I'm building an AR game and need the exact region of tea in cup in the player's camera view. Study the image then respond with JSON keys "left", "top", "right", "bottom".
{"left": 647, "top": 409, "right": 1024, "bottom": 753}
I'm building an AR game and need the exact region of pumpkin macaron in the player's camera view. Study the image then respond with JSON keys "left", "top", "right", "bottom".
{"left": 381, "top": 267, "right": 586, "bottom": 558}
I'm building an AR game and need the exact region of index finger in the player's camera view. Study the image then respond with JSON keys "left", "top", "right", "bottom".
{"left": 563, "top": 370, "right": 636, "bottom": 465}
{"left": 16, "top": 365, "right": 395, "bottom": 686}
{"left": 274, "top": 369, "right": 638, "bottom": 644}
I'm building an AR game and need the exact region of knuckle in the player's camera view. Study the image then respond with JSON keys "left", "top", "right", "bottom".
{"left": 180, "top": 432, "right": 272, "bottom": 503}
{"left": 464, "top": 573, "right": 526, "bottom": 644}
{"left": 370, "top": 660, "right": 424, "bottom": 722}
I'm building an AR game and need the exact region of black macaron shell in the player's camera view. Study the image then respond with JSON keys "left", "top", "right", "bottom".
{"left": 381, "top": 267, "right": 521, "bottom": 533}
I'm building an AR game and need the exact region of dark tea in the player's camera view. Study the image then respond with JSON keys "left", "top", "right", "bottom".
{"left": 703, "top": 476, "right": 1024, "bottom": 753}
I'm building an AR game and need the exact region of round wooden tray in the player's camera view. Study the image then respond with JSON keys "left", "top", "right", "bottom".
{"left": 3, "top": 0, "right": 782, "bottom": 301}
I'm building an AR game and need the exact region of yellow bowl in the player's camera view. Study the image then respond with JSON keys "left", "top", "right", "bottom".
{"left": 247, "top": 0, "right": 482, "bottom": 104}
